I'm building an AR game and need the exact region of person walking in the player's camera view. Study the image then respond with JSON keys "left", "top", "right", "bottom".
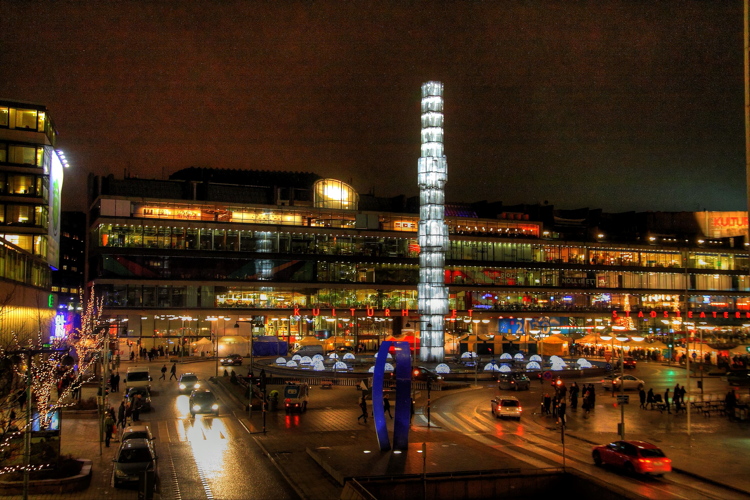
{"left": 117, "top": 401, "right": 127, "bottom": 430}
{"left": 383, "top": 394, "right": 393, "bottom": 419}
{"left": 104, "top": 412, "right": 115, "bottom": 447}
{"left": 357, "top": 395, "right": 368, "bottom": 423}
{"left": 646, "top": 388, "right": 655, "bottom": 409}
{"left": 569, "top": 382, "right": 579, "bottom": 410}
{"left": 639, "top": 387, "right": 646, "bottom": 409}
{"left": 586, "top": 384, "right": 596, "bottom": 411}
{"left": 664, "top": 388, "right": 672, "bottom": 414}
{"left": 169, "top": 362, "right": 178, "bottom": 380}
{"left": 160, "top": 364, "right": 167, "bottom": 380}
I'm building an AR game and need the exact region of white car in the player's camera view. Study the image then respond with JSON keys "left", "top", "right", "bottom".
{"left": 490, "top": 396, "right": 522, "bottom": 420}
{"left": 601, "top": 374, "right": 644, "bottom": 391}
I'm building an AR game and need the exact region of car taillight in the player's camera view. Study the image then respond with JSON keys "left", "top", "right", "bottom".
{"left": 517, "top": 406, "right": 522, "bottom": 411}
{"left": 285, "top": 398, "right": 291, "bottom": 404}
{"left": 638, "top": 458, "right": 652, "bottom": 464}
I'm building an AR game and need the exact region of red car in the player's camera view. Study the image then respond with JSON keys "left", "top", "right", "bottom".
{"left": 623, "top": 357, "right": 636, "bottom": 368}
{"left": 592, "top": 440, "right": 671, "bottom": 476}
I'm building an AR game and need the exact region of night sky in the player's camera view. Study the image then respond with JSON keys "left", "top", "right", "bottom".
{"left": 0, "top": 1, "right": 745, "bottom": 214}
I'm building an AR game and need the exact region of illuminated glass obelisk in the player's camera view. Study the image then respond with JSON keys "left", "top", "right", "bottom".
{"left": 418, "top": 81, "right": 448, "bottom": 362}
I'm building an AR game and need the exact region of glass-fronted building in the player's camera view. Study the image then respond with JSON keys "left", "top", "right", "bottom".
{"left": 0, "top": 99, "right": 67, "bottom": 343}
{"left": 88, "top": 168, "right": 750, "bottom": 360}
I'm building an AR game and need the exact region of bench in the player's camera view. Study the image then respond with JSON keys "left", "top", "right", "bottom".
{"left": 320, "top": 380, "right": 333, "bottom": 389}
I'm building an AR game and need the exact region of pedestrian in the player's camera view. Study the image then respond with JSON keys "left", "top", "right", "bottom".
{"left": 160, "top": 364, "right": 167, "bottom": 380}
{"left": 664, "top": 388, "right": 671, "bottom": 414}
{"left": 104, "top": 412, "right": 115, "bottom": 447}
{"left": 410, "top": 399, "right": 415, "bottom": 424}
{"left": 582, "top": 387, "right": 591, "bottom": 415}
{"left": 639, "top": 387, "right": 646, "bottom": 409}
{"left": 113, "top": 372, "right": 120, "bottom": 392}
{"left": 357, "top": 395, "right": 368, "bottom": 423}
{"left": 117, "top": 401, "right": 127, "bottom": 429}
{"left": 674, "top": 383, "right": 681, "bottom": 404}
{"left": 169, "top": 362, "right": 178, "bottom": 380}
{"left": 556, "top": 400, "right": 567, "bottom": 425}
{"left": 124, "top": 401, "right": 133, "bottom": 427}
{"left": 646, "top": 388, "right": 655, "bottom": 409}
{"left": 383, "top": 394, "right": 393, "bottom": 419}
{"left": 542, "top": 393, "right": 552, "bottom": 415}
{"left": 133, "top": 394, "right": 142, "bottom": 422}
{"left": 569, "top": 382, "right": 579, "bottom": 410}
{"left": 588, "top": 384, "right": 596, "bottom": 408}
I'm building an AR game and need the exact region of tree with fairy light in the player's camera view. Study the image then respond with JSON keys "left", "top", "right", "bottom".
{"left": 0, "top": 287, "right": 107, "bottom": 475}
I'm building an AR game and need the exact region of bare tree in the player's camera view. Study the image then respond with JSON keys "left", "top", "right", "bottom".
{"left": 0, "top": 287, "right": 106, "bottom": 474}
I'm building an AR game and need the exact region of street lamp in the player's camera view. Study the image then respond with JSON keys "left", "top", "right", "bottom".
{"left": 600, "top": 329, "right": 643, "bottom": 439}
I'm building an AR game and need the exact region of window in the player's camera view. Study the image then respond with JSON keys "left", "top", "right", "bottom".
{"left": 15, "top": 109, "right": 37, "bottom": 130}
{"left": 8, "top": 174, "right": 35, "bottom": 194}
{"left": 6, "top": 204, "right": 33, "bottom": 224}
{"left": 7, "top": 145, "right": 39, "bottom": 165}
{"left": 0, "top": 108, "right": 8, "bottom": 127}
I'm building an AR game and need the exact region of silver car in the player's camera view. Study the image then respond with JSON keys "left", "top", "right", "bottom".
{"left": 490, "top": 396, "right": 523, "bottom": 420}
{"left": 601, "top": 374, "right": 644, "bottom": 391}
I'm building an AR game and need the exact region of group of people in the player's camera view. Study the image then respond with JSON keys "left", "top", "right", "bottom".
{"left": 540, "top": 380, "right": 597, "bottom": 424}
{"left": 639, "top": 385, "right": 687, "bottom": 413}
{"left": 103, "top": 394, "right": 145, "bottom": 447}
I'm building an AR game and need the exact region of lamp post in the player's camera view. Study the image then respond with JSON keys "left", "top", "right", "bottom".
{"left": 600, "top": 329, "right": 643, "bottom": 439}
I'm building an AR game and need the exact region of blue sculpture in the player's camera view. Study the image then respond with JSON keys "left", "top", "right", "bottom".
{"left": 372, "top": 340, "right": 411, "bottom": 451}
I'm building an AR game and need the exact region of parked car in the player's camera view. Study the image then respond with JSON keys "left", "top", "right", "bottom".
{"left": 124, "top": 367, "right": 152, "bottom": 391}
{"left": 220, "top": 354, "right": 243, "bottom": 366}
{"left": 112, "top": 438, "right": 158, "bottom": 488}
{"left": 189, "top": 389, "right": 219, "bottom": 417}
{"left": 178, "top": 373, "right": 202, "bottom": 394}
{"left": 592, "top": 440, "right": 671, "bottom": 476}
{"left": 497, "top": 372, "right": 531, "bottom": 391}
{"left": 125, "top": 386, "right": 152, "bottom": 412}
{"left": 601, "top": 374, "right": 644, "bottom": 391}
{"left": 490, "top": 396, "right": 522, "bottom": 420}
{"left": 121, "top": 425, "right": 153, "bottom": 444}
{"left": 283, "top": 383, "right": 309, "bottom": 413}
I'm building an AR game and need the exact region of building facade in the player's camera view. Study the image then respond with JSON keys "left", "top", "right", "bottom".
{"left": 0, "top": 100, "right": 68, "bottom": 342}
{"left": 87, "top": 168, "right": 750, "bottom": 360}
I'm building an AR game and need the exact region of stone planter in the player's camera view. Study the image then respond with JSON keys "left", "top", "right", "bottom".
{"left": 0, "top": 459, "right": 92, "bottom": 495}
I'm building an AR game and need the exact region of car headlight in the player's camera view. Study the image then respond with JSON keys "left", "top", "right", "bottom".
{"left": 194, "top": 383, "right": 201, "bottom": 389}
{"left": 211, "top": 404, "right": 219, "bottom": 410}
{"left": 179, "top": 384, "right": 186, "bottom": 390}
{"left": 192, "top": 404, "right": 201, "bottom": 412}
{"left": 115, "top": 468, "right": 129, "bottom": 478}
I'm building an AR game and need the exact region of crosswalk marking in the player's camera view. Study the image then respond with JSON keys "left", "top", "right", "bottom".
{"left": 431, "top": 411, "right": 594, "bottom": 471}
{"left": 175, "top": 418, "right": 187, "bottom": 441}
{"left": 158, "top": 420, "right": 171, "bottom": 443}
